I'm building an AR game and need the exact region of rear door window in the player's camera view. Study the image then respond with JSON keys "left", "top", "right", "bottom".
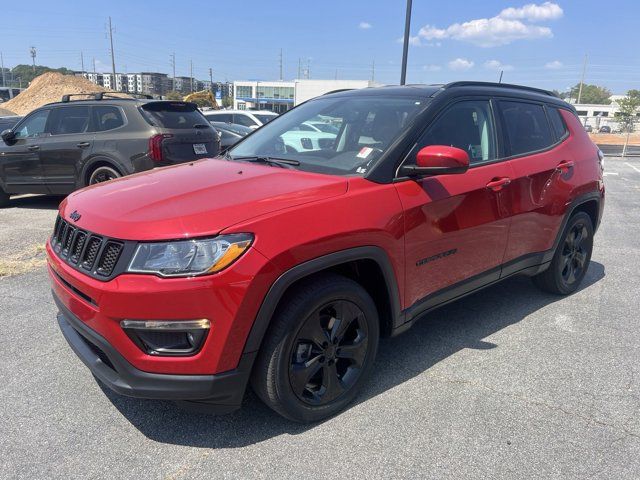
{"left": 547, "top": 107, "right": 569, "bottom": 141}
{"left": 500, "top": 101, "right": 554, "bottom": 156}
{"left": 92, "top": 106, "right": 125, "bottom": 132}
{"left": 49, "top": 106, "right": 90, "bottom": 135}
{"left": 141, "top": 102, "right": 207, "bottom": 129}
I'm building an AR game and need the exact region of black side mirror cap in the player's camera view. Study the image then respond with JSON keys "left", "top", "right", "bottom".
{"left": 399, "top": 164, "right": 468, "bottom": 177}
{"left": 1, "top": 129, "right": 15, "bottom": 143}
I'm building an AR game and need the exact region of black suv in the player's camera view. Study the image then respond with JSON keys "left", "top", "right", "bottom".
{"left": 0, "top": 93, "right": 220, "bottom": 207}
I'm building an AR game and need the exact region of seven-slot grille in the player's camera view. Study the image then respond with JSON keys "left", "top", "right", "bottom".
{"left": 51, "top": 215, "right": 124, "bottom": 278}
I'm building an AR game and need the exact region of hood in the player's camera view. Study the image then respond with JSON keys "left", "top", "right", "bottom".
{"left": 61, "top": 159, "right": 348, "bottom": 240}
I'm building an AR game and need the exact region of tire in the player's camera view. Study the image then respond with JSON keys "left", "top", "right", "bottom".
{"left": 0, "top": 185, "right": 9, "bottom": 208}
{"left": 251, "top": 273, "right": 380, "bottom": 423}
{"left": 88, "top": 165, "right": 121, "bottom": 185}
{"left": 533, "top": 211, "right": 594, "bottom": 295}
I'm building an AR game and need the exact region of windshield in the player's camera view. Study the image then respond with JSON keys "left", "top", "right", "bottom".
{"left": 254, "top": 113, "right": 278, "bottom": 124}
{"left": 229, "top": 95, "right": 427, "bottom": 176}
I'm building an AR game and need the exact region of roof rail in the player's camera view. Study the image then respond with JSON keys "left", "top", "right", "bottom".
{"left": 443, "top": 81, "right": 559, "bottom": 98}
{"left": 60, "top": 92, "right": 152, "bottom": 102}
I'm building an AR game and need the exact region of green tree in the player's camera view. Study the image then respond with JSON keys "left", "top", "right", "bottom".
{"left": 164, "top": 90, "right": 183, "bottom": 101}
{"left": 570, "top": 83, "right": 612, "bottom": 104}
{"left": 615, "top": 89, "right": 640, "bottom": 133}
{"left": 221, "top": 95, "right": 233, "bottom": 108}
{"left": 9, "top": 64, "right": 74, "bottom": 87}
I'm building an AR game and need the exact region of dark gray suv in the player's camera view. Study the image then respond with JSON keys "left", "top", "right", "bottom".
{"left": 0, "top": 93, "right": 220, "bottom": 207}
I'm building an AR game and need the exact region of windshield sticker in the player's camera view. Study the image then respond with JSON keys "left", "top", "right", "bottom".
{"left": 357, "top": 147, "right": 374, "bottom": 159}
{"left": 356, "top": 166, "right": 367, "bottom": 174}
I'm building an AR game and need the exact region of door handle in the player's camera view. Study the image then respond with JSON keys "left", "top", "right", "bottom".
{"left": 555, "top": 160, "right": 574, "bottom": 172}
{"left": 76, "top": 142, "right": 91, "bottom": 148}
{"left": 27, "top": 145, "right": 40, "bottom": 151}
{"left": 486, "top": 177, "right": 511, "bottom": 191}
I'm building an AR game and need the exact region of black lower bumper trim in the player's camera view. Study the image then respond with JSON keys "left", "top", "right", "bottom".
{"left": 54, "top": 293, "right": 253, "bottom": 413}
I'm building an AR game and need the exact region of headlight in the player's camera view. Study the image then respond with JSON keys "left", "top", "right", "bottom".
{"left": 127, "top": 233, "right": 253, "bottom": 277}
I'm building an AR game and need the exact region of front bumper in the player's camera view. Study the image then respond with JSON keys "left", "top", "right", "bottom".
{"left": 55, "top": 293, "right": 254, "bottom": 412}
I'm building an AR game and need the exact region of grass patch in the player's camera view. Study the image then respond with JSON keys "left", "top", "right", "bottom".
{"left": 0, "top": 244, "right": 48, "bottom": 277}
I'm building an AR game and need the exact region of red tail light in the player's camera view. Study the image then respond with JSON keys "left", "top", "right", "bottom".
{"left": 148, "top": 134, "right": 173, "bottom": 162}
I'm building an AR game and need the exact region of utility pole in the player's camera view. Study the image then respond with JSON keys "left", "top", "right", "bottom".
{"left": 577, "top": 54, "right": 588, "bottom": 104}
{"left": 306, "top": 58, "right": 311, "bottom": 79}
{"left": 92, "top": 57, "right": 96, "bottom": 73}
{"left": 30, "top": 46, "right": 37, "bottom": 73}
{"left": 108, "top": 17, "right": 116, "bottom": 82}
{"left": 208, "top": 67, "right": 213, "bottom": 91}
{"left": 170, "top": 53, "right": 176, "bottom": 91}
{"left": 0, "top": 52, "right": 5, "bottom": 87}
{"left": 371, "top": 59, "right": 375, "bottom": 82}
{"left": 400, "top": 0, "right": 413, "bottom": 85}
{"left": 279, "top": 48, "right": 283, "bottom": 81}
{"left": 335, "top": 68, "right": 338, "bottom": 80}
{"left": 498, "top": 70, "right": 503, "bottom": 83}
{"left": 190, "top": 59, "right": 194, "bottom": 92}
{"left": 297, "top": 58, "right": 301, "bottom": 79}
{"left": 80, "top": 51, "right": 85, "bottom": 73}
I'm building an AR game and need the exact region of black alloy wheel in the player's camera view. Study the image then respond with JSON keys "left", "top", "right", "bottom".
{"left": 289, "top": 300, "right": 369, "bottom": 405}
{"left": 533, "top": 211, "right": 594, "bottom": 295}
{"left": 559, "top": 222, "right": 589, "bottom": 285}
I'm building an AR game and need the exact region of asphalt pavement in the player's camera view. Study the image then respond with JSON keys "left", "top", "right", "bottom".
{"left": 1, "top": 159, "right": 639, "bottom": 479}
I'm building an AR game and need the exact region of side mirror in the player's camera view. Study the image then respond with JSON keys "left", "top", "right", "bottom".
{"left": 1, "top": 129, "right": 15, "bottom": 143}
{"left": 399, "top": 145, "right": 469, "bottom": 177}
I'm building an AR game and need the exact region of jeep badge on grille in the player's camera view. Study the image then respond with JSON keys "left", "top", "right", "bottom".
{"left": 70, "top": 210, "right": 81, "bottom": 222}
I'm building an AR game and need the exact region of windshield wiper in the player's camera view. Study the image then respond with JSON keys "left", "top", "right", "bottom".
{"left": 231, "top": 155, "right": 301, "bottom": 168}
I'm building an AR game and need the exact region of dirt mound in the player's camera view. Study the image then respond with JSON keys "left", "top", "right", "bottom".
{"left": 0, "top": 106, "right": 16, "bottom": 116}
{"left": 1, "top": 72, "right": 129, "bottom": 115}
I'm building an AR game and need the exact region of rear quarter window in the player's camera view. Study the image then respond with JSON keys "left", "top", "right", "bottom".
{"left": 547, "top": 107, "right": 569, "bottom": 141}
{"left": 140, "top": 102, "right": 207, "bottom": 129}
{"left": 500, "top": 101, "right": 554, "bottom": 156}
{"left": 92, "top": 106, "right": 125, "bottom": 132}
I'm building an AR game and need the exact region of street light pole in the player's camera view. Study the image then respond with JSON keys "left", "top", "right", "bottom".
{"left": 400, "top": 0, "right": 413, "bottom": 85}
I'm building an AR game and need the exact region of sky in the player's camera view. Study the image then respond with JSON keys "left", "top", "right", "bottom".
{"left": 1, "top": 0, "right": 639, "bottom": 93}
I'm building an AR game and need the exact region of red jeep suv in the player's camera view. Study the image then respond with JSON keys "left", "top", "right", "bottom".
{"left": 48, "top": 82, "right": 605, "bottom": 422}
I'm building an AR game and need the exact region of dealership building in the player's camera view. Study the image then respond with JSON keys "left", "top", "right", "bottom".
{"left": 233, "top": 79, "right": 377, "bottom": 112}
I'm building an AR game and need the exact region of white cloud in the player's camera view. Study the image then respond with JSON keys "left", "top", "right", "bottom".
{"left": 484, "top": 59, "right": 514, "bottom": 71}
{"left": 544, "top": 60, "right": 563, "bottom": 69}
{"left": 448, "top": 58, "right": 474, "bottom": 71}
{"left": 396, "top": 36, "right": 441, "bottom": 47}
{"left": 359, "top": 22, "right": 372, "bottom": 29}
{"left": 416, "top": 2, "right": 560, "bottom": 47}
{"left": 499, "top": 2, "right": 563, "bottom": 22}
{"left": 423, "top": 64, "right": 442, "bottom": 72}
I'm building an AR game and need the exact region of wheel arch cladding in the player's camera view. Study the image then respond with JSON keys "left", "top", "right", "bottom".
{"left": 572, "top": 199, "right": 599, "bottom": 231}
{"left": 243, "top": 246, "right": 402, "bottom": 355}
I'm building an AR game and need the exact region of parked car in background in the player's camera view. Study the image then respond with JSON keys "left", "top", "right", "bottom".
{"left": 0, "top": 116, "right": 23, "bottom": 131}
{"left": 584, "top": 124, "right": 593, "bottom": 133}
{"left": 203, "top": 109, "right": 278, "bottom": 129}
{"left": 49, "top": 81, "right": 604, "bottom": 422}
{"left": 208, "top": 121, "right": 252, "bottom": 152}
{"left": 599, "top": 125, "right": 611, "bottom": 133}
{"left": 0, "top": 94, "right": 219, "bottom": 207}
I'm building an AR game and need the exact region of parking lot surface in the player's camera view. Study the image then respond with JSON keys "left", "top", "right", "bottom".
{"left": 1, "top": 158, "right": 639, "bottom": 479}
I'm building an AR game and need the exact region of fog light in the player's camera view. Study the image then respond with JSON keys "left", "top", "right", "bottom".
{"left": 120, "top": 319, "right": 210, "bottom": 356}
